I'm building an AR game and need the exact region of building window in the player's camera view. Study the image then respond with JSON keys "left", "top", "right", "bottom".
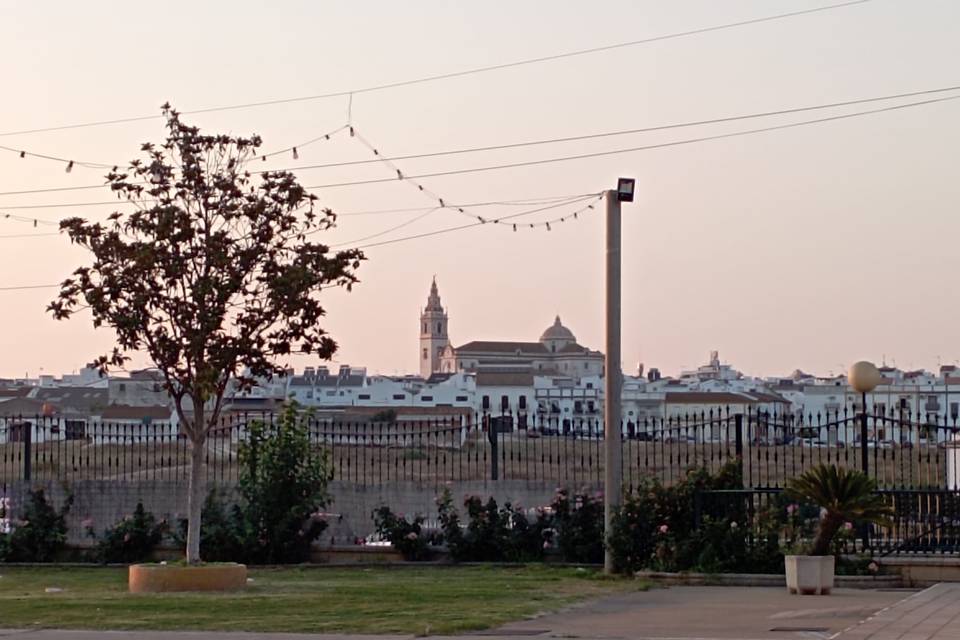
{"left": 358, "top": 394, "right": 371, "bottom": 400}
{"left": 456, "top": 395, "right": 469, "bottom": 402}
{"left": 519, "top": 396, "right": 527, "bottom": 410}
{"left": 574, "top": 401, "right": 583, "bottom": 414}
{"left": 423, "top": 348, "right": 428, "bottom": 360}
{"left": 501, "top": 395, "right": 509, "bottom": 411}
{"left": 586, "top": 382, "right": 593, "bottom": 389}
{"left": 482, "top": 395, "right": 490, "bottom": 410}
{"left": 584, "top": 362, "right": 588, "bottom": 370}
{"left": 393, "top": 394, "right": 405, "bottom": 400}
{"left": 422, "top": 395, "right": 434, "bottom": 402}
{"left": 437, "top": 347, "right": 443, "bottom": 358}
{"left": 437, "top": 321, "right": 442, "bottom": 334}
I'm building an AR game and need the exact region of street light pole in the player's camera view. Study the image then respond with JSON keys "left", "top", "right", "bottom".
{"left": 604, "top": 185, "right": 626, "bottom": 574}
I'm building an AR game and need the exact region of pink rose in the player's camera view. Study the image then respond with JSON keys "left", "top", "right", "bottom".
{"left": 659, "top": 524, "right": 668, "bottom": 534}
{"left": 844, "top": 522, "right": 854, "bottom": 531}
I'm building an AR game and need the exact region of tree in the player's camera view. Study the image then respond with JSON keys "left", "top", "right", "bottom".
{"left": 49, "top": 104, "right": 362, "bottom": 563}
{"left": 785, "top": 464, "right": 893, "bottom": 556}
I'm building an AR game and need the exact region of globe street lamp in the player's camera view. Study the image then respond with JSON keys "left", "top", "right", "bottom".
{"left": 848, "top": 360, "right": 881, "bottom": 475}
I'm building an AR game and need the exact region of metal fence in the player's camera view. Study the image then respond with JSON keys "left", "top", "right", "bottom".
{"left": 2, "top": 408, "right": 960, "bottom": 489}
{"left": 3, "top": 407, "right": 960, "bottom": 554}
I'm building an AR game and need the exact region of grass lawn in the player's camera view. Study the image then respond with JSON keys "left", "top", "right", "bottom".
{"left": 0, "top": 565, "right": 648, "bottom": 634}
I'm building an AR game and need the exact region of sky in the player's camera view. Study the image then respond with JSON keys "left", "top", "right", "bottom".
{"left": 0, "top": 0, "right": 958, "bottom": 380}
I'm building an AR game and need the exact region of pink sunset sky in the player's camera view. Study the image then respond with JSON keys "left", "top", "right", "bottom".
{"left": 0, "top": 0, "right": 958, "bottom": 380}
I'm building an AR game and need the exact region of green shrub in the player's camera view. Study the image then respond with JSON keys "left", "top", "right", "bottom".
{"left": 608, "top": 462, "right": 757, "bottom": 573}
{"left": 87, "top": 502, "right": 167, "bottom": 564}
{"left": 174, "top": 490, "right": 247, "bottom": 562}
{"left": 437, "top": 489, "right": 549, "bottom": 562}
{"left": 372, "top": 506, "right": 432, "bottom": 561}
{"left": 1, "top": 490, "right": 73, "bottom": 562}
{"left": 550, "top": 489, "right": 604, "bottom": 563}
{"left": 236, "top": 403, "right": 332, "bottom": 564}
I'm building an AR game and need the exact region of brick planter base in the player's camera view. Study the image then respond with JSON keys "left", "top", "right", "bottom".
{"left": 128, "top": 563, "right": 247, "bottom": 593}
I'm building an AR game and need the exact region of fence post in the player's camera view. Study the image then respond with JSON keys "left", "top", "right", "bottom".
{"left": 693, "top": 489, "right": 703, "bottom": 529}
{"left": 860, "top": 398, "right": 869, "bottom": 476}
{"left": 859, "top": 395, "right": 870, "bottom": 550}
{"left": 734, "top": 413, "right": 744, "bottom": 484}
{"left": 487, "top": 415, "right": 499, "bottom": 481}
{"left": 23, "top": 419, "right": 32, "bottom": 482}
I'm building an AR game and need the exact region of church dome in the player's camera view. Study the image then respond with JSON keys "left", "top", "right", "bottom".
{"left": 540, "top": 316, "right": 576, "bottom": 343}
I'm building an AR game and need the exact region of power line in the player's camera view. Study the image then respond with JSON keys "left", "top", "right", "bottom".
{"left": 329, "top": 207, "right": 441, "bottom": 247}
{"left": 0, "top": 283, "right": 60, "bottom": 291}
{"left": 266, "top": 84, "right": 960, "bottom": 173}
{"left": 0, "top": 0, "right": 873, "bottom": 139}
{"left": 351, "top": 194, "right": 604, "bottom": 250}
{"left": 302, "top": 94, "right": 960, "bottom": 190}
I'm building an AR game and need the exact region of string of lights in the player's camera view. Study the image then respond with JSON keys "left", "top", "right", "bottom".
{"left": 0, "top": 0, "right": 872, "bottom": 139}
{"left": 0, "top": 192, "right": 602, "bottom": 232}
{"left": 0, "top": 122, "right": 351, "bottom": 174}
{"left": 0, "top": 195, "right": 605, "bottom": 291}
{"left": 351, "top": 193, "right": 605, "bottom": 251}
{"left": 3, "top": 84, "right": 958, "bottom": 199}
{"left": 350, "top": 126, "right": 479, "bottom": 222}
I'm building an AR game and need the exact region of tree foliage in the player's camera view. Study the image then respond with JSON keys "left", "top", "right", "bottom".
{"left": 48, "top": 104, "right": 361, "bottom": 561}
{"left": 785, "top": 464, "right": 893, "bottom": 556}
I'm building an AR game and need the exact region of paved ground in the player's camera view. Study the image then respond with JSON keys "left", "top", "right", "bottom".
{"left": 470, "top": 585, "right": 911, "bottom": 640}
{"left": 0, "top": 584, "right": 935, "bottom": 640}
{"left": 839, "top": 583, "right": 960, "bottom": 640}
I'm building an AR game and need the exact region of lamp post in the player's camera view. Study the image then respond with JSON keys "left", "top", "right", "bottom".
{"left": 848, "top": 360, "right": 881, "bottom": 550}
{"left": 604, "top": 178, "right": 634, "bottom": 574}
{"left": 849, "top": 360, "right": 881, "bottom": 473}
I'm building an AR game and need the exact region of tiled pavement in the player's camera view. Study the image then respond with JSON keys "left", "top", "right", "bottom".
{"left": 838, "top": 584, "right": 960, "bottom": 640}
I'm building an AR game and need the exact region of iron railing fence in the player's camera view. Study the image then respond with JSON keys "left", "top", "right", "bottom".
{"left": 696, "top": 488, "right": 960, "bottom": 555}
{"left": 1, "top": 408, "right": 959, "bottom": 490}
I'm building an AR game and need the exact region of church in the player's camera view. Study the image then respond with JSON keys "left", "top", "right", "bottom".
{"left": 419, "top": 279, "right": 604, "bottom": 380}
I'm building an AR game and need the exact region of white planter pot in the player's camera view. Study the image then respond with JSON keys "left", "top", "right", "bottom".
{"left": 784, "top": 555, "right": 835, "bottom": 595}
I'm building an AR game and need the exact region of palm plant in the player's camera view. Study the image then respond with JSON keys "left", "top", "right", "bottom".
{"left": 785, "top": 464, "right": 893, "bottom": 556}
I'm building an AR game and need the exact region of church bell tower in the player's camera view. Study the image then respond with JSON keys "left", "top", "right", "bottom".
{"left": 420, "top": 277, "right": 449, "bottom": 378}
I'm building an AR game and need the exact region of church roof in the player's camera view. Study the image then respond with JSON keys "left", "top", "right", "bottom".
{"left": 540, "top": 315, "right": 576, "bottom": 342}
{"left": 476, "top": 372, "right": 535, "bottom": 387}
{"left": 557, "top": 343, "right": 601, "bottom": 355}
{"left": 455, "top": 341, "right": 548, "bottom": 354}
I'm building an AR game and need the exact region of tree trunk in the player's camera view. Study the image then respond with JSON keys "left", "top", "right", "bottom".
{"left": 185, "top": 436, "right": 207, "bottom": 564}
{"left": 811, "top": 513, "right": 842, "bottom": 556}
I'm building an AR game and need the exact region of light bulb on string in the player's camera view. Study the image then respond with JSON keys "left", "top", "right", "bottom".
{"left": 19, "top": 151, "right": 25, "bottom": 158}
{"left": 396, "top": 170, "right": 403, "bottom": 179}
{"left": 65, "top": 161, "right": 74, "bottom": 173}
{"left": 292, "top": 147, "right": 299, "bottom": 160}
{"left": 512, "top": 224, "right": 517, "bottom": 232}
{"left": 546, "top": 223, "right": 551, "bottom": 231}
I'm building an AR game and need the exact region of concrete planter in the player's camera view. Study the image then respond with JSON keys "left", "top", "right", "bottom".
{"left": 128, "top": 563, "right": 247, "bottom": 593}
{"left": 785, "top": 555, "right": 834, "bottom": 595}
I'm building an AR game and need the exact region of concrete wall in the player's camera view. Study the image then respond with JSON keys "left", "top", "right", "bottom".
{"left": 1, "top": 478, "right": 593, "bottom": 546}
